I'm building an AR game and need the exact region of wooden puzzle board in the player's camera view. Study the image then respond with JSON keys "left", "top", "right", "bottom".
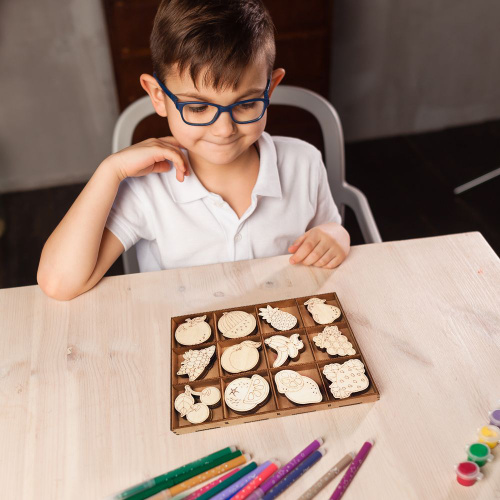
{"left": 170, "top": 292, "right": 380, "bottom": 434}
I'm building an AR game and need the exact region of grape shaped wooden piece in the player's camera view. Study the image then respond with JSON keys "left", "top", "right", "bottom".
{"left": 304, "top": 298, "right": 341, "bottom": 324}
{"left": 274, "top": 370, "right": 322, "bottom": 405}
{"left": 259, "top": 305, "right": 297, "bottom": 331}
{"left": 313, "top": 326, "right": 356, "bottom": 357}
{"left": 218, "top": 311, "right": 256, "bottom": 339}
{"left": 174, "top": 385, "right": 221, "bottom": 424}
{"left": 175, "top": 315, "right": 211, "bottom": 346}
{"left": 264, "top": 334, "right": 304, "bottom": 367}
{"left": 322, "top": 359, "right": 369, "bottom": 399}
{"left": 177, "top": 345, "right": 216, "bottom": 381}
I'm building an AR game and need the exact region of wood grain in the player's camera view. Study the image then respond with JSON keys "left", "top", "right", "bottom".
{"left": 1, "top": 232, "right": 499, "bottom": 499}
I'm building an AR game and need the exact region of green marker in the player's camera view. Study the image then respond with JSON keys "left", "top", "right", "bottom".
{"left": 197, "top": 462, "right": 258, "bottom": 500}
{"left": 124, "top": 450, "right": 243, "bottom": 500}
{"left": 106, "top": 446, "right": 238, "bottom": 500}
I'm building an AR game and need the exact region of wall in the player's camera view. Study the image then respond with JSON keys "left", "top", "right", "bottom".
{"left": 330, "top": 0, "right": 500, "bottom": 142}
{"left": 0, "top": 0, "right": 119, "bottom": 192}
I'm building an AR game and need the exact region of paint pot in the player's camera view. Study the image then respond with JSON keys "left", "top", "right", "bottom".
{"left": 465, "top": 442, "right": 494, "bottom": 467}
{"left": 488, "top": 408, "right": 500, "bottom": 427}
{"left": 455, "top": 461, "right": 483, "bottom": 486}
{"left": 477, "top": 424, "right": 500, "bottom": 449}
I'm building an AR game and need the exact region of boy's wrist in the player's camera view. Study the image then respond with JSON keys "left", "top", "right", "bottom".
{"left": 99, "top": 155, "right": 127, "bottom": 184}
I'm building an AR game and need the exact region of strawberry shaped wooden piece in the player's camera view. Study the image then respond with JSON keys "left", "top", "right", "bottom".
{"left": 259, "top": 305, "right": 297, "bottom": 331}
{"left": 322, "top": 359, "right": 369, "bottom": 399}
{"left": 304, "top": 298, "right": 341, "bottom": 325}
{"left": 175, "top": 315, "right": 212, "bottom": 346}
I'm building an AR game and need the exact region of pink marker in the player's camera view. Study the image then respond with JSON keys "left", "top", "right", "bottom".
{"left": 184, "top": 468, "right": 240, "bottom": 500}
{"left": 232, "top": 461, "right": 280, "bottom": 500}
{"left": 329, "top": 440, "right": 373, "bottom": 500}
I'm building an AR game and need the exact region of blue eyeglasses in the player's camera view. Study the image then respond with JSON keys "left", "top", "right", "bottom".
{"left": 153, "top": 72, "right": 271, "bottom": 126}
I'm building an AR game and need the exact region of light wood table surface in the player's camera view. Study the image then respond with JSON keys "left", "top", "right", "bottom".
{"left": 1, "top": 232, "right": 499, "bottom": 500}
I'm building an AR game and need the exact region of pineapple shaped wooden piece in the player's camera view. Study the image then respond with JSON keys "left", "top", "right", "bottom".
{"left": 177, "top": 345, "right": 216, "bottom": 382}
{"left": 218, "top": 310, "right": 256, "bottom": 339}
{"left": 258, "top": 305, "right": 297, "bottom": 331}
{"left": 304, "top": 298, "right": 341, "bottom": 324}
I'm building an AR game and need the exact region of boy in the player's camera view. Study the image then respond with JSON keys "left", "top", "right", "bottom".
{"left": 37, "top": 0, "right": 350, "bottom": 301}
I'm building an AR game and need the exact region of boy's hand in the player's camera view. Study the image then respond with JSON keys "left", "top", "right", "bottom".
{"left": 288, "top": 226, "right": 348, "bottom": 269}
{"left": 106, "top": 137, "right": 189, "bottom": 182}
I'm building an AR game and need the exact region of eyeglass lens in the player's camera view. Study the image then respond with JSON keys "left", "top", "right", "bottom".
{"left": 182, "top": 101, "right": 265, "bottom": 125}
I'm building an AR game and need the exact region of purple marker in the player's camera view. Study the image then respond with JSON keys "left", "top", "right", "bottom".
{"left": 211, "top": 461, "right": 272, "bottom": 500}
{"left": 246, "top": 438, "right": 323, "bottom": 500}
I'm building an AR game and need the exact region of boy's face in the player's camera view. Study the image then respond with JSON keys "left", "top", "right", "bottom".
{"left": 142, "top": 60, "right": 285, "bottom": 167}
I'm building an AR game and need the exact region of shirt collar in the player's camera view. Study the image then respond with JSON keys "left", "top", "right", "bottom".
{"left": 165, "top": 131, "right": 282, "bottom": 204}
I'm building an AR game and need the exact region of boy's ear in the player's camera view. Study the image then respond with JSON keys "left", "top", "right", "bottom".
{"left": 140, "top": 74, "right": 168, "bottom": 117}
{"left": 268, "top": 68, "right": 286, "bottom": 97}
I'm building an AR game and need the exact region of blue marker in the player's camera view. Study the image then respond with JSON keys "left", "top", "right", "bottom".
{"left": 262, "top": 449, "right": 324, "bottom": 500}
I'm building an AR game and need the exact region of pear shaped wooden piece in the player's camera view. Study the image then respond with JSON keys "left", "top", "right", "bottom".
{"left": 304, "top": 298, "right": 341, "bottom": 325}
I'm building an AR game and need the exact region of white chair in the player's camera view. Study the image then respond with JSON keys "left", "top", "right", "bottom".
{"left": 112, "top": 86, "right": 382, "bottom": 274}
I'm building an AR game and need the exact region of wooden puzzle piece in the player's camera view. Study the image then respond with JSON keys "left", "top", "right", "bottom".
{"left": 175, "top": 315, "right": 212, "bottom": 346}
{"left": 174, "top": 385, "right": 221, "bottom": 424}
{"left": 221, "top": 340, "right": 261, "bottom": 374}
{"left": 304, "top": 298, "right": 341, "bottom": 324}
{"left": 259, "top": 305, "right": 297, "bottom": 331}
{"left": 264, "top": 334, "right": 304, "bottom": 367}
{"left": 177, "top": 345, "right": 216, "bottom": 381}
{"left": 274, "top": 370, "right": 323, "bottom": 405}
{"left": 313, "top": 326, "right": 356, "bottom": 356}
{"left": 224, "top": 374, "right": 270, "bottom": 413}
{"left": 218, "top": 311, "right": 256, "bottom": 338}
{"left": 322, "top": 359, "right": 369, "bottom": 399}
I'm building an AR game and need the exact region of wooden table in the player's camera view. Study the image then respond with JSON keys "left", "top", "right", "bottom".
{"left": 1, "top": 232, "right": 499, "bottom": 500}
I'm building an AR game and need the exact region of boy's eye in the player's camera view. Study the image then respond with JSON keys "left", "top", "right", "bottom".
{"left": 238, "top": 102, "right": 257, "bottom": 109}
{"left": 186, "top": 104, "right": 209, "bottom": 113}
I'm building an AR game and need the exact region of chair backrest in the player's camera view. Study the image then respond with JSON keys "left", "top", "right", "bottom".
{"left": 112, "top": 86, "right": 382, "bottom": 274}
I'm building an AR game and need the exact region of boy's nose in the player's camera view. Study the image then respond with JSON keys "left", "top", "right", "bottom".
{"left": 210, "top": 111, "right": 237, "bottom": 138}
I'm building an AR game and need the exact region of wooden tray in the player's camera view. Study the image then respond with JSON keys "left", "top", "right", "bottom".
{"left": 170, "top": 292, "right": 379, "bottom": 434}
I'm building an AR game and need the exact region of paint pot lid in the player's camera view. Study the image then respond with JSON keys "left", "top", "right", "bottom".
{"left": 489, "top": 409, "right": 500, "bottom": 426}
{"left": 478, "top": 425, "right": 500, "bottom": 443}
{"left": 467, "top": 442, "right": 491, "bottom": 458}
{"left": 455, "top": 461, "right": 482, "bottom": 480}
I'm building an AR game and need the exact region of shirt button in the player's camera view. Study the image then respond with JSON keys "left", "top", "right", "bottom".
{"left": 235, "top": 233, "right": 242, "bottom": 242}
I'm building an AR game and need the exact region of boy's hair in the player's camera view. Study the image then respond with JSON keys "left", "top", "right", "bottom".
{"left": 150, "top": 0, "right": 276, "bottom": 91}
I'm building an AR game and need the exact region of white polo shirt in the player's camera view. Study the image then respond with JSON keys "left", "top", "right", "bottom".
{"left": 106, "top": 132, "right": 341, "bottom": 272}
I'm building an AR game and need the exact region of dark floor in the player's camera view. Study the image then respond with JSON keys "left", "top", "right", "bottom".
{"left": 1, "top": 120, "right": 499, "bottom": 289}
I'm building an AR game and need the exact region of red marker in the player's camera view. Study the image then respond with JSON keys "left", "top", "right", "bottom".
{"left": 232, "top": 461, "right": 280, "bottom": 500}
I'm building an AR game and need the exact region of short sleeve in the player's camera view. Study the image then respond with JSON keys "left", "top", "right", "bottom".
{"left": 105, "top": 178, "right": 151, "bottom": 251}
{"left": 306, "top": 154, "right": 342, "bottom": 229}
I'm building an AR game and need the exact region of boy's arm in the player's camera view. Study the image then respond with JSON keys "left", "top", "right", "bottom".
{"left": 37, "top": 160, "right": 125, "bottom": 300}
{"left": 37, "top": 137, "right": 188, "bottom": 301}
